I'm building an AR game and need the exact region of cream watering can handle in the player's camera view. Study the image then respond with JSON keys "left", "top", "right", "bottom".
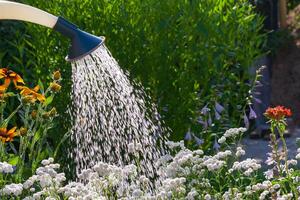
{"left": 0, "top": 0, "right": 58, "bottom": 28}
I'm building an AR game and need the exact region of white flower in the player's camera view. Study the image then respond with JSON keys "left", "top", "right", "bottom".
{"left": 264, "top": 169, "right": 274, "bottom": 180}
{"left": 2, "top": 183, "right": 23, "bottom": 196}
{"left": 186, "top": 189, "right": 198, "bottom": 200}
{"left": 231, "top": 159, "right": 261, "bottom": 176}
{"left": 204, "top": 194, "right": 211, "bottom": 200}
{"left": 235, "top": 147, "right": 245, "bottom": 157}
{"left": 259, "top": 190, "right": 269, "bottom": 200}
{"left": 0, "top": 161, "right": 14, "bottom": 174}
{"left": 128, "top": 143, "right": 135, "bottom": 153}
{"left": 218, "top": 136, "right": 226, "bottom": 144}
{"left": 193, "top": 150, "right": 204, "bottom": 155}
{"left": 288, "top": 159, "right": 297, "bottom": 166}
{"left": 224, "top": 128, "right": 246, "bottom": 138}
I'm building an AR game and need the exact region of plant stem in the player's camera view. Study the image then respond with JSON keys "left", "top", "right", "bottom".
{"left": 279, "top": 131, "right": 288, "bottom": 176}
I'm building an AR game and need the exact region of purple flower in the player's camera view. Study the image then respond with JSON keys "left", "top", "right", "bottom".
{"left": 249, "top": 105, "right": 257, "bottom": 119}
{"left": 215, "top": 102, "right": 224, "bottom": 113}
{"left": 255, "top": 81, "right": 263, "bottom": 87}
{"left": 194, "top": 135, "right": 204, "bottom": 146}
{"left": 215, "top": 109, "right": 221, "bottom": 120}
{"left": 184, "top": 129, "right": 193, "bottom": 141}
{"left": 208, "top": 114, "right": 212, "bottom": 126}
{"left": 243, "top": 113, "right": 249, "bottom": 130}
{"left": 197, "top": 117, "right": 205, "bottom": 125}
{"left": 201, "top": 104, "right": 210, "bottom": 115}
{"left": 254, "top": 97, "right": 262, "bottom": 104}
{"left": 197, "top": 117, "right": 208, "bottom": 130}
{"left": 203, "top": 120, "right": 208, "bottom": 130}
{"left": 213, "top": 140, "right": 220, "bottom": 151}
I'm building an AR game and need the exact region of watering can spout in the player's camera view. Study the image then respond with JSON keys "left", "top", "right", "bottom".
{"left": 53, "top": 17, "right": 105, "bottom": 61}
{"left": 0, "top": 0, "right": 104, "bottom": 61}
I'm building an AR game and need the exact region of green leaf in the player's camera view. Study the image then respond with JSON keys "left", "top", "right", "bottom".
{"left": 4, "top": 92, "right": 16, "bottom": 97}
{"left": 8, "top": 156, "right": 20, "bottom": 166}
{"left": 38, "top": 79, "right": 44, "bottom": 94}
{"left": 44, "top": 95, "right": 54, "bottom": 107}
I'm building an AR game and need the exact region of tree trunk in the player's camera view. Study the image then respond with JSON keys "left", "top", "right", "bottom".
{"left": 279, "top": 0, "right": 287, "bottom": 28}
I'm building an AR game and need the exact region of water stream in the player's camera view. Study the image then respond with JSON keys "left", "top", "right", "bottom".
{"left": 68, "top": 44, "right": 168, "bottom": 179}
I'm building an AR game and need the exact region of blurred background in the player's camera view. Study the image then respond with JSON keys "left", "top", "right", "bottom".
{"left": 0, "top": 0, "right": 299, "bottom": 160}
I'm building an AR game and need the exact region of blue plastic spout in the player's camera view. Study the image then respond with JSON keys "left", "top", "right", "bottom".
{"left": 53, "top": 17, "right": 105, "bottom": 62}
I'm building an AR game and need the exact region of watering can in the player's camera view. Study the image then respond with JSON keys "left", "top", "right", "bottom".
{"left": 0, "top": 0, "right": 105, "bottom": 61}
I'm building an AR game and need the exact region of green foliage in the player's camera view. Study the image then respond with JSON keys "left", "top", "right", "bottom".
{"left": 0, "top": 70, "right": 61, "bottom": 183}
{"left": 3, "top": 0, "right": 265, "bottom": 151}
{"left": 288, "top": 0, "right": 300, "bottom": 10}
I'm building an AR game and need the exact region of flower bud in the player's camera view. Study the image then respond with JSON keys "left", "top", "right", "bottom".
{"left": 50, "top": 83, "right": 61, "bottom": 92}
{"left": 53, "top": 71, "right": 61, "bottom": 80}
{"left": 19, "top": 127, "right": 27, "bottom": 135}
{"left": 49, "top": 107, "right": 57, "bottom": 117}
{"left": 22, "top": 96, "right": 36, "bottom": 104}
{"left": 42, "top": 112, "right": 50, "bottom": 119}
{"left": 31, "top": 110, "right": 37, "bottom": 119}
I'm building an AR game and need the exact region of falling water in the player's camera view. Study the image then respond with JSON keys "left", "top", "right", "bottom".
{"left": 68, "top": 44, "right": 168, "bottom": 179}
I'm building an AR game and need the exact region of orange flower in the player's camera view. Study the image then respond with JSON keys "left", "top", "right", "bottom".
{"left": 17, "top": 85, "right": 45, "bottom": 103}
{"left": 0, "top": 127, "right": 17, "bottom": 143}
{"left": 0, "top": 68, "right": 25, "bottom": 88}
{"left": 264, "top": 106, "right": 292, "bottom": 121}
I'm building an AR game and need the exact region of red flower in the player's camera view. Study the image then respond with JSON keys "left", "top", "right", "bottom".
{"left": 264, "top": 106, "right": 292, "bottom": 120}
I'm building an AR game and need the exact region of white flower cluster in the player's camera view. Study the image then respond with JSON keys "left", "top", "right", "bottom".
{"left": 222, "top": 188, "right": 243, "bottom": 200}
{"left": 218, "top": 127, "right": 247, "bottom": 144}
{"left": 296, "top": 148, "right": 300, "bottom": 160}
{"left": 0, "top": 161, "right": 14, "bottom": 174}
{"left": 230, "top": 158, "right": 261, "bottom": 176}
{"left": 165, "top": 140, "right": 185, "bottom": 150}
{"left": 235, "top": 147, "right": 246, "bottom": 157}
{"left": 1, "top": 157, "right": 66, "bottom": 199}
{"left": 2, "top": 127, "right": 300, "bottom": 199}
{"left": 224, "top": 127, "right": 247, "bottom": 138}
{"left": 244, "top": 180, "right": 294, "bottom": 200}
{"left": 1, "top": 183, "right": 23, "bottom": 196}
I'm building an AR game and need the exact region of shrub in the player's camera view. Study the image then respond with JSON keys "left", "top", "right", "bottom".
{"left": 15, "top": 0, "right": 265, "bottom": 148}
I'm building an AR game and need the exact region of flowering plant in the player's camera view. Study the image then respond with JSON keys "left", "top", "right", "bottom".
{"left": 0, "top": 68, "right": 61, "bottom": 184}
{"left": 2, "top": 127, "right": 300, "bottom": 199}
{"left": 263, "top": 106, "right": 299, "bottom": 198}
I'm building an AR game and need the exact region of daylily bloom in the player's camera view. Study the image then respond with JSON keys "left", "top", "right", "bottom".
{"left": 0, "top": 127, "right": 17, "bottom": 143}
{"left": 17, "top": 85, "right": 45, "bottom": 103}
{"left": 0, "top": 68, "right": 24, "bottom": 88}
